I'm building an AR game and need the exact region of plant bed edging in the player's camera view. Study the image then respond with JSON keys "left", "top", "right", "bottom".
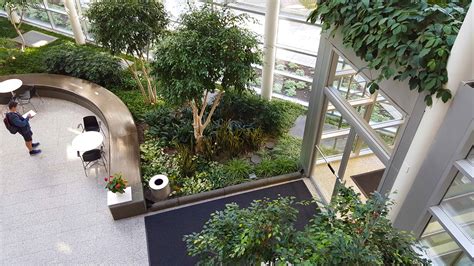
{"left": 148, "top": 172, "right": 302, "bottom": 212}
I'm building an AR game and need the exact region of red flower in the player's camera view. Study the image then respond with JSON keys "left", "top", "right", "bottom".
{"left": 104, "top": 177, "right": 108, "bottom": 181}
{"left": 116, "top": 184, "right": 121, "bottom": 189}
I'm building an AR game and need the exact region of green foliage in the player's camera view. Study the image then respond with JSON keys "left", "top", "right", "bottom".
{"left": 283, "top": 79, "right": 297, "bottom": 91}
{"left": 287, "top": 62, "right": 299, "bottom": 70}
{"left": 296, "top": 81, "right": 307, "bottom": 90}
{"left": 184, "top": 197, "right": 299, "bottom": 265}
{"left": 85, "top": 1, "right": 168, "bottom": 56}
{"left": 152, "top": 6, "right": 261, "bottom": 106}
{"left": 281, "top": 186, "right": 430, "bottom": 265}
{"left": 180, "top": 174, "right": 214, "bottom": 195}
{"left": 112, "top": 89, "right": 162, "bottom": 120}
{"left": 222, "top": 159, "right": 252, "bottom": 181}
{"left": 273, "top": 83, "right": 282, "bottom": 93}
{"left": 216, "top": 91, "right": 306, "bottom": 137}
{"left": 204, "top": 120, "right": 265, "bottom": 159}
{"left": 144, "top": 106, "right": 194, "bottom": 144}
{"left": 139, "top": 140, "right": 180, "bottom": 188}
{"left": 185, "top": 186, "right": 429, "bottom": 265}
{"left": 0, "top": 37, "right": 19, "bottom": 66}
{"left": 254, "top": 157, "right": 298, "bottom": 178}
{"left": 308, "top": 1, "right": 469, "bottom": 105}
{"left": 276, "top": 64, "right": 286, "bottom": 71}
{"left": 295, "top": 69, "right": 305, "bottom": 76}
{"left": 43, "top": 42, "right": 123, "bottom": 87}
{"left": 285, "top": 87, "right": 297, "bottom": 97}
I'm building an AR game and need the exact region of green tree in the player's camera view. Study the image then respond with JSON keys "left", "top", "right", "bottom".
{"left": 152, "top": 6, "right": 261, "bottom": 153}
{"left": 85, "top": 1, "right": 168, "bottom": 103}
{"left": 1, "top": 0, "right": 33, "bottom": 51}
{"left": 184, "top": 197, "right": 299, "bottom": 265}
{"left": 185, "top": 186, "right": 429, "bottom": 265}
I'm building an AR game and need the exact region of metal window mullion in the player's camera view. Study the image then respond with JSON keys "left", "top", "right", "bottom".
{"left": 40, "top": 0, "right": 54, "bottom": 29}
{"left": 454, "top": 160, "right": 474, "bottom": 182}
{"left": 324, "top": 86, "right": 391, "bottom": 165}
{"left": 430, "top": 206, "right": 474, "bottom": 259}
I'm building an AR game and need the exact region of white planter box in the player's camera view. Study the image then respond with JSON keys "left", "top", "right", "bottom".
{"left": 107, "top": 186, "right": 132, "bottom": 206}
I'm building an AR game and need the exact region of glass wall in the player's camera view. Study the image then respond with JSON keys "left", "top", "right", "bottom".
{"left": 21, "top": 0, "right": 73, "bottom": 35}
{"left": 419, "top": 147, "right": 474, "bottom": 265}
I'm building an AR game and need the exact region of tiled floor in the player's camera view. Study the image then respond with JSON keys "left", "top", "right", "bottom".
{"left": 312, "top": 154, "right": 385, "bottom": 202}
{"left": 0, "top": 98, "right": 148, "bottom": 265}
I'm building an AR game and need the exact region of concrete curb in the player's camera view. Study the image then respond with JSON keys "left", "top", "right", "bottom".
{"left": 148, "top": 172, "right": 302, "bottom": 212}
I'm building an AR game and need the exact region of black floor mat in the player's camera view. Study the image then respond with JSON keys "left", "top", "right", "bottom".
{"left": 145, "top": 180, "right": 317, "bottom": 266}
{"left": 350, "top": 168, "right": 385, "bottom": 197}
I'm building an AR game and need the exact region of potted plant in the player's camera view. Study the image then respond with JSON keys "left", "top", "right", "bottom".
{"left": 105, "top": 173, "right": 132, "bottom": 205}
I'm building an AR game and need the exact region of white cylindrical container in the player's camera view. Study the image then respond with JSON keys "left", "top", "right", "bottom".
{"left": 149, "top": 175, "right": 171, "bottom": 201}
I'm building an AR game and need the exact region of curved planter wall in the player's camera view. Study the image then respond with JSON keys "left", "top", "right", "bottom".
{"left": 0, "top": 74, "right": 146, "bottom": 220}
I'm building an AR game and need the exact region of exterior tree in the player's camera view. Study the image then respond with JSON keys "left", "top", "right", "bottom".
{"left": 85, "top": 1, "right": 168, "bottom": 104}
{"left": 152, "top": 7, "right": 261, "bottom": 153}
{"left": 185, "top": 185, "right": 430, "bottom": 265}
{"left": 2, "top": 0, "right": 31, "bottom": 52}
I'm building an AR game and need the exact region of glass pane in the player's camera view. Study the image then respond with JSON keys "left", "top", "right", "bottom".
{"left": 46, "top": 0, "right": 65, "bottom": 11}
{"left": 273, "top": 48, "right": 315, "bottom": 102}
{"left": 467, "top": 147, "right": 474, "bottom": 166}
{"left": 441, "top": 171, "right": 474, "bottom": 241}
{"left": 50, "top": 11, "right": 72, "bottom": 32}
{"left": 420, "top": 218, "right": 468, "bottom": 265}
{"left": 280, "top": 0, "right": 315, "bottom": 17}
{"left": 226, "top": 0, "right": 266, "bottom": 10}
{"left": 24, "top": 7, "right": 52, "bottom": 28}
{"left": 277, "top": 18, "right": 320, "bottom": 54}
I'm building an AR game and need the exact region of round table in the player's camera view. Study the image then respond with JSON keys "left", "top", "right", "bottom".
{"left": 72, "top": 131, "right": 104, "bottom": 152}
{"left": 0, "top": 79, "right": 23, "bottom": 95}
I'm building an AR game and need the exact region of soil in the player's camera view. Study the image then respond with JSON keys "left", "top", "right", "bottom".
{"left": 136, "top": 122, "right": 148, "bottom": 144}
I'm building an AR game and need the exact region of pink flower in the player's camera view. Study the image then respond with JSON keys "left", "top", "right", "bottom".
{"left": 116, "top": 184, "right": 121, "bottom": 189}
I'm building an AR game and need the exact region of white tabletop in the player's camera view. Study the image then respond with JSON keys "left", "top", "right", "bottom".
{"left": 0, "top": 79, "right": 23, "bottom": 93}
{"left": 72, "top": 131, "right": 104, "bottom": 152}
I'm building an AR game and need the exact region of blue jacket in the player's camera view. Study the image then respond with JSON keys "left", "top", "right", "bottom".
{"left": 8, "top": 112, "right": 31, "bottom": 133}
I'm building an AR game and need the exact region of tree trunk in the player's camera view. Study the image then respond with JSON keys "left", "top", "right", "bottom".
{"left": 191, "top": 91, "right": 223, "bottom": 154}
{"left": 125, "top": 59, "right": 149, "bottom": 103}
{"left": 13, "top": 23, "right": 25, "bottom": 52}
{"left": 7, "top": 8, "right": 25, "bottom": 52}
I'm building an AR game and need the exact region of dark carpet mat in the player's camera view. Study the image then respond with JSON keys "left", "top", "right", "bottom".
{"left": 350, "top": 168, "right": 385, "bottom": 197}
{"left": 145, "top": 180, "right": 317, "bottom": 266}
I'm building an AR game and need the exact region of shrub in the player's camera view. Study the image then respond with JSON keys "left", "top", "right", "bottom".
{"left": 180, "top": 174, "right": 214, "bottom": 196}
{"left": 223, "top": 159, "right": 252, "bottom": 181}
{"left": 140, "top": 139, "right": 180, "bottom": 188}
{"left": 43, "top": 42, "right": 123, "bottom": 87}
{"left": 283, "top": 80, "right": 297, "bottom": 91}
{"left": 184, "top": 197, "right": 300, "bottom": 265}
{"left": 0, "top": 38, "right": 19, "bottom": 66}
{"left": 273, "top": 83, "right": 283, "bottom": 93}
{"left": 287, "top": 62, "right": 299, "bottom": 70}
{"left": 295, "top": 69, "right": 305, "bottom": 76}
{"left": 276, "top": 64, "right": 286, "bottom": 71}
{"left": 215, "top": 91, "right": 306, "bottom": 136}
{"left": 295, "top": 81, "right": 307, "bottom": 90}
{"left": 254, "top": 157, "right": 298, "bottom": 178}
{"left": 112, "top": 89, "right": 162, "bottom": 120}
{"left": 285, "top": 87, "right": 297, "bottom": 97}
{"left": 144, "top": 106, "right": 194, "bottom": 145}
{"left": 185, "top": 186, "right": 429, "bottom": 265}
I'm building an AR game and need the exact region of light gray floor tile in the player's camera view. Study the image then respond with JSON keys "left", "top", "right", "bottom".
{"left": 0, "top": 98, "right": 147, "bottom": 264}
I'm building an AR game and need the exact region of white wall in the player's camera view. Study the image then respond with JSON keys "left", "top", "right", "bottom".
{"left": 389, "top": 5, "right": 474, "bottom": 221}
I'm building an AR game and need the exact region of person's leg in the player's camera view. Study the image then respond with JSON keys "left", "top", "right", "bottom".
{"left": 25, "top": 141, "right": 33, "bottom": 151}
